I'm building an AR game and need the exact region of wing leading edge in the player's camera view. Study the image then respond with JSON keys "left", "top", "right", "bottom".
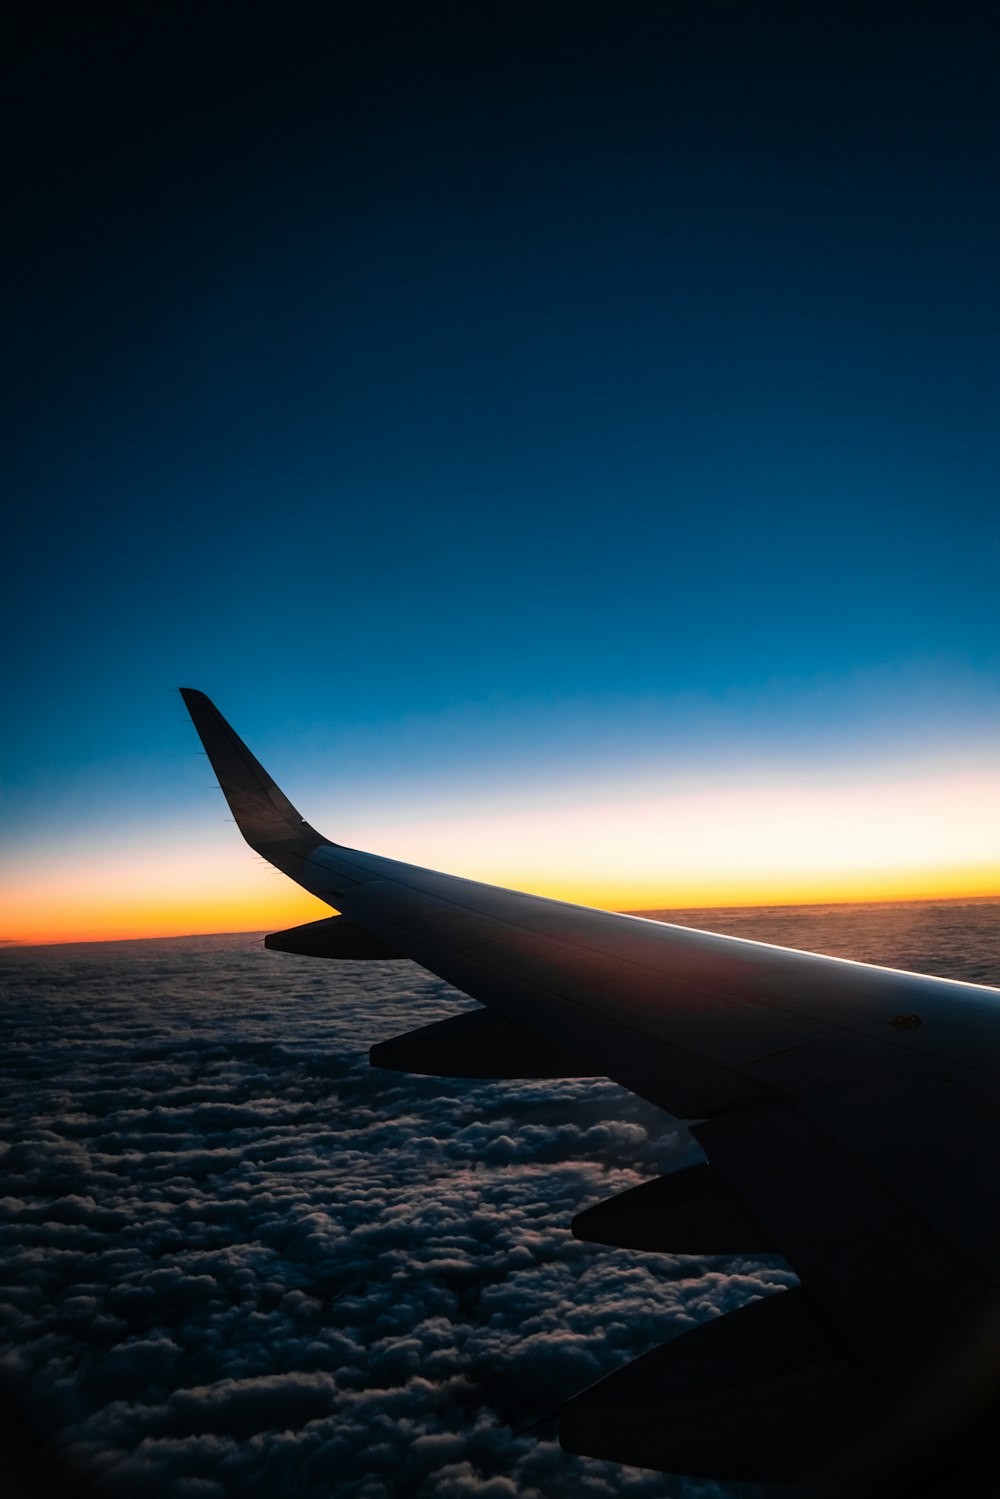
{"left": 180, "top": 689, "right": 1000, "bottom": 1488}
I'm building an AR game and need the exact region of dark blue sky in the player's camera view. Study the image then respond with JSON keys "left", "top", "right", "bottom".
{"left": 4, "top": 7, "right": 999, "bottom": 930}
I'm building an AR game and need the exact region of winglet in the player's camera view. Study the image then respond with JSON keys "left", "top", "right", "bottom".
{"left": 180, "top": 688, "right": 330, "bottom": 875}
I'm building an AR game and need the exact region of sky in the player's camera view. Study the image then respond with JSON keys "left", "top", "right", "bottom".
{"left": 3, "top": 6, "right": 1000, "bottom": 942}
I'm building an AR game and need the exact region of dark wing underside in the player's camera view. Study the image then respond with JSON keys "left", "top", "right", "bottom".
{"left": 180, "top": 689, "right": 1000, "bottom": 1489}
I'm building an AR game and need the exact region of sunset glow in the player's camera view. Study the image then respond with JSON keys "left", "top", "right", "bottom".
{"left": 6, "top": 4, "right": 1000, "bottom": 972}
{"left": 0, "top": 850, "right": 330, "bottom": 947}
{"left": 5, "top": 760, "right": 997, "bottom": 945}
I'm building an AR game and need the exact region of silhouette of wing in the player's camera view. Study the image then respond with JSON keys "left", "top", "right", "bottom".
{"left": 181, "top": 689, "right": 1000, "bottom": 1488}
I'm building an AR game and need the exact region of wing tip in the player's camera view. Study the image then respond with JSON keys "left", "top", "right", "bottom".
{"left": 179, "top": 687, "right": 327, "bottom": 862}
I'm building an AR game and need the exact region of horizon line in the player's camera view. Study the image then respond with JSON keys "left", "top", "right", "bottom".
{"left": 4, "top": 888, "right": 999, "bottom": 951}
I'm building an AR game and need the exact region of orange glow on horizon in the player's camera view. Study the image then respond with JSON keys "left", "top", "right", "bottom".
{"left": 0, "top": 850, "right": 331, "bottom": 947}
{"left": 4, "top": 860, "right": 999, "bottom": 948}
{"left": 5, "top": 866, "right": 999, "bottom": 947}
{"left": 531, "top": 864, "right": 1000, "bottom": 914}
{"left": 2, "top": 894, "right": 330, "bottom": 948}
{"left": 4, "top": 763, "right": 999, "bottom": 945}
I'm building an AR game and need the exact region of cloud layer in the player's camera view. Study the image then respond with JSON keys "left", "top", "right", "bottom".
{"left": 10, "top": 899, "right": 989, "bottom": 1497}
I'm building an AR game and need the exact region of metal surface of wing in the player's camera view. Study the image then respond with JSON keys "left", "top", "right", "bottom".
{"left": 180, "top": 689, "right": 1000, "bottom": 1487}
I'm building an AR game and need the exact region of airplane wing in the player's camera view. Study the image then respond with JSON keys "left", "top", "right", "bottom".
{"left": 180, "top": 689, "right": 1000, "bottom": 1490}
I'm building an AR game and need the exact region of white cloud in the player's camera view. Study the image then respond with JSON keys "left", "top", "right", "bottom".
{"left": 0, "top": 935, "right": 800, "bottom": 1497}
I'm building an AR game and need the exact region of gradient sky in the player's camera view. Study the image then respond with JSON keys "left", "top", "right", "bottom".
{"left": 3, "top": 7, "right": 999, "bottom": 942}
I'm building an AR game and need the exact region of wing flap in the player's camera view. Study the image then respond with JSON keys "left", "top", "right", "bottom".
{"left": 693, "top": 1101, "right": 990, "bottom": 1389}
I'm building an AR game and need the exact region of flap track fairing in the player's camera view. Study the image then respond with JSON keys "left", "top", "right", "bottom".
{"left": 571, "top": 1163, "right": 775, "bottom": 1254}
{"left": 265, "top": 916, "right": 402, "bottom": 959}
{"left": 560, "top": 1288, "right": 881, "bottom": 1483}
{"left": 370, "top": 1006, "right": 595, "bottom": 1079}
